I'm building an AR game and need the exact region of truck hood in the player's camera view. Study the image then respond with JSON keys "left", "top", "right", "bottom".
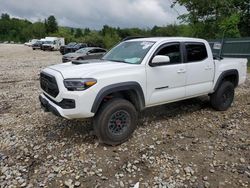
{"left": 48, "top": 60, "right": 135, "bottom": 79}
{"left": 43, "top": 44, "right": 52, "bottom": 46}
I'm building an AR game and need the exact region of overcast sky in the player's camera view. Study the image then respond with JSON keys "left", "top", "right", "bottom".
{"left": 0, "top": 0, "right": 186, "bottom": 29}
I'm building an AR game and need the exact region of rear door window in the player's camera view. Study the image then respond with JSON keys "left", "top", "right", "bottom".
{"left": 185, "top": 43, "right": 208, "bottom": 62}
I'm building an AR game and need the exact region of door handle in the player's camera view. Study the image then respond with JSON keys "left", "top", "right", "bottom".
{"left": 205, "top": 66, "right": 212, "bottom": 70}
{"left": 177, "top": 69, "right": 186, "bottom": 73}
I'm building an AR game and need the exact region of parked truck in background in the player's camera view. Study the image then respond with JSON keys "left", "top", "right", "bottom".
{"left": 41, "top": 37, "right": 65, "bottom": 51}
{"left": 39, "top": 37, "right": 247, "bottom": 145}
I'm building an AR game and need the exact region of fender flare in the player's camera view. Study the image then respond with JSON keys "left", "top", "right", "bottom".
{"left": 213, "top": 69, "right": 239, "bottom": 91}
{"left": 91, "top": 82, "right": 145, "bottom": 113}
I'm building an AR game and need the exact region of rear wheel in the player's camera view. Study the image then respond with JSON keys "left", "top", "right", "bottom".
{"left": 93, "top": 98, "right": 138, "bottom": 146}
{"left": 210, "top": 81, "right": 235, "bottom": 111}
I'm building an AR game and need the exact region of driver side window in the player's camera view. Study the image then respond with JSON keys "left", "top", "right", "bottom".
{"left": 156, "top": 43, "right": 182, "bottom": 64}
{"left": 88, "top": 49, "right": 95, "bottom": 54}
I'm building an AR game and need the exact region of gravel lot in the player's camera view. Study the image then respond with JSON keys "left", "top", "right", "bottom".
{"left": 0, "top": 44, "right": 249, "bottom": 188}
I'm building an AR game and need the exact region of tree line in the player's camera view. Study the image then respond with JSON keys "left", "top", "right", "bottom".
{"left": 0, "top": 0, "right": 249, "bottom": 49}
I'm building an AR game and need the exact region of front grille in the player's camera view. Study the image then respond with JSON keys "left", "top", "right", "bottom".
{"left": 44, "top": 46, "right": 51, "bottom": 50}
{"left": 40, "top": 72, "right": 59, "bottom": 98}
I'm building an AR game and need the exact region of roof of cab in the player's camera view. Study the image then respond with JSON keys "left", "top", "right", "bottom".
{"left": 127, "top": 37, "right": 207, "bottom": 43}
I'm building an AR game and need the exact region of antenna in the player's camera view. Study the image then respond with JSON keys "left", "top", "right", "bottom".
{"left": 218, "top": 29, "right": 226, "bottom": 59}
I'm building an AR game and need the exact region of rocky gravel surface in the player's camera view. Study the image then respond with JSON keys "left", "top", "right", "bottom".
{"left": 0, "top": 44, "right": 249, "bottom": 188}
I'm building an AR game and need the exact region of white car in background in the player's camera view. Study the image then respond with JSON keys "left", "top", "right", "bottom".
{"left": 24, "top": 39, "right": 38, "bottom": 46}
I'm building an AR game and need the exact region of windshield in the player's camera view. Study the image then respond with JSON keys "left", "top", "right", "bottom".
{"left": 44, "top": 41, "right": 53, "bottom": 44}
{"left": 67, "top": 42, "right": 76, "bottom": 47}
{"left": 102, "top": 41, "right": 155, "bottom": 64}
{"left": 76, "top": 48, "right": 89, "bottom": 53}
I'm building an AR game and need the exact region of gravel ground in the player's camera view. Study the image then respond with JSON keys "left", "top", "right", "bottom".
{"left": 0, "top": 44, "right": 249, "bottom": 188}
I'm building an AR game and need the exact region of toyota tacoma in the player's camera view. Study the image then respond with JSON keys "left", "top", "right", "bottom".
{"left": 39, "top": 37, "right": 247, "bottom": 145}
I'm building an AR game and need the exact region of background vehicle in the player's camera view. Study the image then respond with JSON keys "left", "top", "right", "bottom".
{"left": 60, "top": 42, "right": 77, "bottom": 55}
{"left": 24, "top": 39, "right": 38, "bottom": 46}
{"left": 41, "top": 37, "right": 65, "bottom": 51}
{"left": 32, "top": 39, "right": 46, "bottom": 50}
{"left": 66, "top": 43, "right": 88, "bottom": 53}
{"left": 39, "top": 37, "right": 247, "bottom": 145}
{"left": 62, "top": 43, "right": 88, "bottom": 55}
{"left": 62, "top": 47, "right": 107, "bottom": 62}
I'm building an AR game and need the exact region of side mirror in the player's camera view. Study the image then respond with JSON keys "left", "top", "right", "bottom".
{"left": 151, "top": 55, "right": 170, "bottom": 65}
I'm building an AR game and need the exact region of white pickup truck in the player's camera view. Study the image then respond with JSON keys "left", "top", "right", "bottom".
{"left": 39, "top": 37, "right": 247, "bottom": 145}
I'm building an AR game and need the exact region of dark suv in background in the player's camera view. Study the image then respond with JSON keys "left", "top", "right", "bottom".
{"left": 32, "top": 40, "right": 45, "bottom": 50}
{"left": 60, "top": 42, "right": 76, "bottom": 55}
{"left": 67, "top": 43, "right": 88, "bottom": 53}
{"left": 60, "top": 42, "right": 88, "bottom": 55}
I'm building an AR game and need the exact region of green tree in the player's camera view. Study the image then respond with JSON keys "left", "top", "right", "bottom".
{"left": 70, "top": 28, "right": 74, "bottom": 35}
{"left": 45, "top": 15, "right": 58, "bottom": 34}
{"left": 75, "top": 28, "right": 83, "bottom": 38}
{"left": 217, "top": 13, "right": 241, "bottom": 38}
{"left": 84, "top": 28, "right": 91, "bottom": 36}
{"left": 103, "top": 32, "right": 120, "bottom": 49}
{"left": 83, "top": 31, "right": 104, "bottom": 47}
{"left": 31, "top": 22, "right": 46, "bottom": 38}
{"left": 173, "top": 0, "right": 246, "bottom": 38}
{"left": 1, "top": 13, "right": 10, "bottom": 20}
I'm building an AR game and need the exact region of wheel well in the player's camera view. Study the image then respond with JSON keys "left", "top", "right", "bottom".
{"left": 222, "top": 74, "right": 238, "bottom": 87}
{"left": 91, "top": 82, "right": 145, "bottom": 114}
{"left": 214, "top": 70, "right": 239, "bottom": 92}
{"left": 99, "top": 90, "right": 142, "bottom": 112}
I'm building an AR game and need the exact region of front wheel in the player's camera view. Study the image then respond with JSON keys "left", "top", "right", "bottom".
{"left": 210, "top": 81, "right": 235, "bottom": 111}
{"left": 77, "top": 57, "right": 84, "bottom": 60}
{"left": 93, "top": 98, "right": 138, "bottom": 146}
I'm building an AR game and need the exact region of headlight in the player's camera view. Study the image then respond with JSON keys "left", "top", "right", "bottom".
{"left": 64, "top": 78, "right": 97, "bottom": 91}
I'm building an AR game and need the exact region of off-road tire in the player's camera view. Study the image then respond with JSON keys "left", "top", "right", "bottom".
{"left": 93, "top": 98, "right": 138, "bottom": 146}
{"left": 210, "top": 81, "right": 235, "bottom": 111}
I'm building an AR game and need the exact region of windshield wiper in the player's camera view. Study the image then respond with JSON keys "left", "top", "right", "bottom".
{"left": 103, "top": 59, "right": 129, "bottom": 64}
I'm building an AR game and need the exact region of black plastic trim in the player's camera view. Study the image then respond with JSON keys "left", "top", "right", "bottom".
{"left": 213, "top": 69, "right": 239, "bottom": 91}
{"left": 44, "top": 94, "right": 75, "bottom": 109}
{"left": 40, "top": 72, "right": 59, "bottom": 98}
{"left": 39, "top": 95, "right": 61, "bottom": 117}
{"left": 91, "top": 82, "right": 145, "bottom": 113}
{"left": 155, "top": 86, "right": 169, "bottom": 90}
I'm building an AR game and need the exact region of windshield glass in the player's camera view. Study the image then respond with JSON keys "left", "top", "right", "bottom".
{"left": 67, "top": 42, "right": 76, "bottom": 47}
{"left": 44, "top": 41, "right": 53, "bottom": 44}
{"left": 76, "top": 48, "right": 90, "bottom": 53}
{"left": 102, "top": 41, "right": 155, "bottom": 64}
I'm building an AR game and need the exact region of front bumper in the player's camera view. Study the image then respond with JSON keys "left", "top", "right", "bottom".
{"left": 43, "top": 46, "right": 53, "bottom": 51}
{"left": 62, "top": 57, "right": 73, "bottom": 63}
{"left": 39, "top": 95, "right": 61, "bottom": 117}
{"left": 39, "top": 68, "right": 96, "bottom": 119}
